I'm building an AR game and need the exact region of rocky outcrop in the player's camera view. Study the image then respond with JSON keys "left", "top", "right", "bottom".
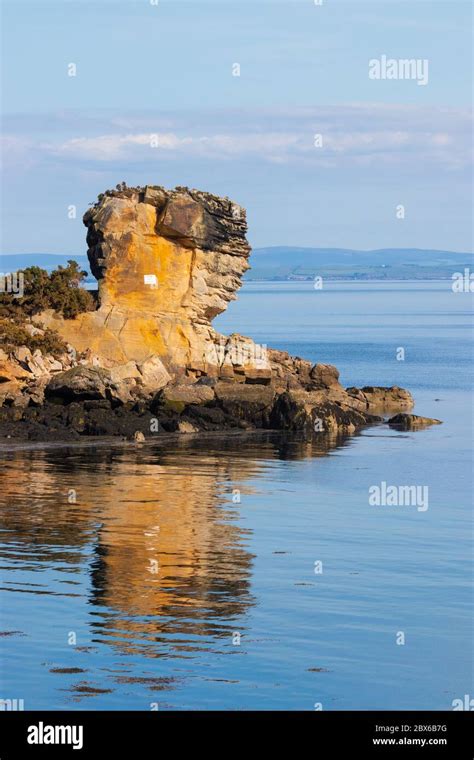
{"left": 0, "top": 344, "right": 75, "bottom": 408}
{"left": 346, "top": 386, "right": 414, "bottom": 411}
{"left": 38, "top": 185, "right": 254, "bottom": 376}
{"left": 388, "top": 413, "right": 442, "bottom": 430}
{"left": 0, "top": 183, "right": 419, "bottom": 441}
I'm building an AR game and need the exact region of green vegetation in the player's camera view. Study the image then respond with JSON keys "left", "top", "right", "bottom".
{"left": 0, "top": 260, "right": 94, "bottom": 357}
{"left": 0, "top": 319, "right": 67, "bottom": 358}
{"left": 0, "top": 260, "right": 94, "bottom": 319}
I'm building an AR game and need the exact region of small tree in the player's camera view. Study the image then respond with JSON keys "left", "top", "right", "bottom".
{"left": 0, "top": 260, "right": 94, "bottom": 320}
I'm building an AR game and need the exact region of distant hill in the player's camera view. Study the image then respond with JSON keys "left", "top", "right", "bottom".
{"left": 246, "top": 247, "right": 474, "bottom": 281}
{"left": 1, "top": 248, "right": 472, "bottom": 282}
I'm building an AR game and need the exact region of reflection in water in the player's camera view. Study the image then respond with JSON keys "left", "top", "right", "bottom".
{"left": 0, "top": 431, "right": 352, "bottom": 703}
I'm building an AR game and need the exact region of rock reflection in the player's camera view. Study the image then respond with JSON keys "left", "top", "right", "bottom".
{"left": 0, "top": 431, "right": 353, "bottom": 663}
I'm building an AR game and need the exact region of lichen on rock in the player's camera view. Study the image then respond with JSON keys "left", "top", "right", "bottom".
{"left": 38, "top": 184, "right": 253, "bottom": 375}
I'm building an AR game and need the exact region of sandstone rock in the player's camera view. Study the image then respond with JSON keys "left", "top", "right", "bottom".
{"left": 271, "top": 390, "right": 380, "bottom": 436}
{"left": 1, "top": 183, "right": 415, "bottom": 442}
{"left": 23, "top": 324, "right": 44, "bottom": 337}
{"left": 0, "top": 358, "right": 30, "bottom": 383}
{"left": 0, "top": 382, "right": 22, "bottom": 407}
{"left": 346, "top": 385, "right": 414, "bottom": 411}
{"left": 29, "top": 351, "right": 49, "bottom": 377}
{"left": 0, "top": 351, "right": 33, "bottom": 406}
{"left": 13, "top": 346, "right": 33, "bottom": 365}
{"left": 109, "top": 378, "right": 137, "bottom": 405}
{"left": 25, "top": 378, "right": 49, "bottom": 407}
{"left": 109, "top": 361, "right": 142, "bottom": 384}
{"left": 310, "top": 363, "right": 340, "bottom": 389}
{"left": 214, "top": 381, "right": 274, "bottom": 409}
{"left": 213, "top": 381, "right": 275, "bottom": 426}
{"left": 78, "top": 348, "right": 101, "bottom": 366}
{"left": 36, "top": 186, "right": 250, "bottom": 372}
{"left": 44, "top": 356, "right": 64, "bottom": 373}
{"left": 268, "top": 350, "right": 335, "bottom": 392}
{"left": 177, "top": 421, "right": 199, "bottom": 434}
{"left": 43, "top": 359, "right": 168, "bottom": 407}
{"left": 11, "top": 395, "right": 29, "bottom": 409}
{"left": 160, "top": 383, "right": 215, "bottom": 407}
{"left": 240, "top": 368, "right": 273, "bottom": 385}
{"left": 137, "top": 356, "right": 171, "bottom": 392}
{"left": 46, "top": 366, "right": 112, "bottom": 402}
{"left": 388, "top": 413, "right": 442, "bottom": 430}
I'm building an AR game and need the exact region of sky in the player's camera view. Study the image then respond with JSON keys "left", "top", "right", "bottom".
{"left": 1, "top": 0, "right": 472, "bottom": 254}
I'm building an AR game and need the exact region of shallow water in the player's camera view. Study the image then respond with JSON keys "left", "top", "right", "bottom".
{"left": 0, "top": 281, "right": 472, "bottom": 710}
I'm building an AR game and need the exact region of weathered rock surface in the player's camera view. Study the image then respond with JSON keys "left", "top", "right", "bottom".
{"left": 388, "top": 413, "right": 442, "bottom": 430}
{"left": 346, "top": 386, "right": 414, "bottom": 411}
{"left": 46, "top": 366, "right": 113, "bottom": 402}
{"left": 38, "top": 185, "right": 255, "bottom": 376}
{"left": 0, "top": 183, "right": 419, "bottom": 441}
{"left": 0, "top": 345, "right": 75, "bottom": 408}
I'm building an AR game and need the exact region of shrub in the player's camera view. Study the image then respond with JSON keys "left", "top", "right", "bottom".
{"left": 0, "top": 319, "right": 68, "bottom": 358}
{"left": 0, "top": 260, "right": 94, "bottom": 319}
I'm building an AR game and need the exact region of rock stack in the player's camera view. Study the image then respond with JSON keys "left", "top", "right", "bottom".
{"left": 0, "top": 185, "right": 416, "bottom": 440}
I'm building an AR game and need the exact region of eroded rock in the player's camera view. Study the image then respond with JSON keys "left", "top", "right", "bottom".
{"left": 346, "top": 385, "right": 414, "bottom": 411}
{"left": 388, "top": 413, "right": 442, "bottom": 430}
{"left": 46, "top": 366, "right": 112, "bottom": 402}
{"left": 1, "top": 183, "right": 416, "bottom": 441}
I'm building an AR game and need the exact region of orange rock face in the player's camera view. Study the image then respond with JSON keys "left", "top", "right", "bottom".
{"left": 39, "top": 185, "right": 262, "bottom": 378}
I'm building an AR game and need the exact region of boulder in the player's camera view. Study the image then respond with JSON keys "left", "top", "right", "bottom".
{"left": 309, "top": 363, "right": 341, "bottom": 389}
{"left": 46, "top": 366, "right": 112, "bottom": 402}
{"left": 137, "top": 356, "right": 171, "bottom": 393}
{"left": 177, "top": 420, "right": 199, "bottom": 434}
{"left": 271, "top": 390, "right": 380, "bottom": 436}
{"left": 109, "top": 361, "right": 142, "bottom": 384}
{"left": 160, "top": 383, "right": 215, "bottom": 407}
{"left": 214, "top": 381, "right": 275, "bottom": 426}
{"left": 346, "top": 385, "right": 414, "bottom": 411}
{"left": 388, "top": 413, "right": 442, "bottom": 430}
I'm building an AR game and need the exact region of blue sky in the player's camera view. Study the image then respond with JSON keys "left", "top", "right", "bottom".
{"left": 1, "top": 0, "right": 472, "bottom": 253}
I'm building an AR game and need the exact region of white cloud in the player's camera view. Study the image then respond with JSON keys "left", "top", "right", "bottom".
{"left": 51, "top": 131, "right": 301, "bottom": 161}
{"left": 2, "top": 105, "right": 471, "bottom": 172}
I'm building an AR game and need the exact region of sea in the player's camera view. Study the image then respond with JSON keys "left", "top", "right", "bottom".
{"left": 0, "top": 281, "right": 472, "bottom": 710}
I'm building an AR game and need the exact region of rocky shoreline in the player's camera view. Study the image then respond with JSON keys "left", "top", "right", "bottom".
{"left": 0, "top": 359, "right": 415, "bottom": 443}
{"left": 0, "top": 339, "right": 419, "bottom": 443}
{"left": 1, "top": 183, "right": 440, "bottom": 443}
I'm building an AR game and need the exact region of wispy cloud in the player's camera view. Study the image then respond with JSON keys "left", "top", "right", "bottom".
{"left": 2, "top": 105, "right": 472, "bottom": 172}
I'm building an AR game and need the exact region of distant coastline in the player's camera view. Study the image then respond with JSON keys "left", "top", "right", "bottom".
{"left": 2, "top": 247, "right": 472, "bottom": 283}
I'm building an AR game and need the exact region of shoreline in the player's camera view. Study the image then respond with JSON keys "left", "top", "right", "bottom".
{"left": 0, "top": 409, "right": 433, "bottom": 452}
{"left": 0, "top": 426, "right": 288, "bottom": 452}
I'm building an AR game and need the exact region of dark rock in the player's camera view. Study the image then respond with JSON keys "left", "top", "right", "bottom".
{"left": 271, "top": 390, "right": 380, "bottom": 436}
{"left": 346, "top": 385, "right": 414, "bottom": 411}
{"left": 309, "top": 363, "right": 340, "bottom": 389}
{"left": 46, "top": 366, "right": 112, "bottom": 402}
{"left": 214, "top": 382, "right": 275, "bottom": 426}
{"left": 388, "top": 413, "right": 442, "bottom": 430}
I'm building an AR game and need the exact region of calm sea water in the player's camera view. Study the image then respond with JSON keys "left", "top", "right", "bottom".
{"left": 0, "top": 281, "right": 472, "bottom": 710}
